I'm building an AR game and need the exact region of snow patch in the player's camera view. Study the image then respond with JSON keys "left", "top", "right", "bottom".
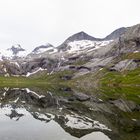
{"left": 13, "top": 97, "right": 19, "bottom": 103}
{"left": 65, "top": 114, "right": 111, "bottom": 131}
{"left": 132, "top": 119, "right": 137, "bottom": 121}
{"left": 4, "top": 87, "right": 9, "bottom": 91}
{"left": 67, "top": 40, "right": 112, "bottom": 54}
{"left": 25, "top": 88, "right": 45, "bottom": 99}
{"left": 34, "top": 112, "right": 55, "bottom": 121}
{"left": 26, "top": 67, "right": 47, "bottom": 77}
{"left": 134, "top": 50, "right": 139, "bottom": 53}
{"left": 10, "top": 61, "right": 20, "bottom": 68}
{"left": 3, "top": 92, "right": 6, "bottom": 97}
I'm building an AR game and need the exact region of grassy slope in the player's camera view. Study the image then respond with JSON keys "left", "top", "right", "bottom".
{"left": 0, "top": 52, "right": 140, "bottom": 102}
{"left": 101, "top": 68, "right": 140, "bottom": 86}
{"left": 99, "top": 61, "right": 140, "bottom": 103}
{"left": 100, "top": 52, "right": 140, "bottom": 86}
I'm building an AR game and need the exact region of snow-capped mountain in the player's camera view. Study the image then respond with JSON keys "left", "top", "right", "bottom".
{"left": 0, "top": 27, "right": 126, "bottom": 61}
{"left": 0, "top": 44, "right": 28, "bottom": 60}
{"left": 57, "top": 28, "right": 126, "bottom": 53}
{"left": 58, "top": 31, "right": 102, "bottom": 51}
{"left": 27, "top": 43, "right": 58, "bottom": 59}
{"left": 0, "top": 25, "right": 130, "bottom": 77}
{"left": 0, "top": 43, "right": 58, "bottom": 61}
{"left": 63, "top": 40, "right": 112, "bottom": 54}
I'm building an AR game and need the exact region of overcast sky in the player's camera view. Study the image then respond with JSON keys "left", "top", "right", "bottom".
{"left": 0, "top": 0, "right": 140, "bottom": 51}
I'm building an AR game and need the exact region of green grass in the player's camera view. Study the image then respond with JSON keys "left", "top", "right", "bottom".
{"left": 121, "top": 52, "right": 140, "bottom": 60}
{"left": 99, "top": 68, "right": 140, "bottom": 103}
{"left": 0, "top": 70, "right": 75, "bottom": 88}
{"left": 101, "top": 68, "right": 140, "bottom": 86}
{"left": 71, "top": 59, "right": 88, "bottom": 66}
{"left": 67, "top": 71, "right": 101, "bottom": 93}
{"left": 34, "top": 70, "right": 75, "bottom": 82}
{"left": 0, "top": 75, "right": 52, "bottom": 88}
{"left": 100, "top": 85, "right": 140, "bottom": 104}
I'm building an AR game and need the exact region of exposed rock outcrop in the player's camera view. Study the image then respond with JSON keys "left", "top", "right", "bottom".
{"left": 110, "top": 59, "right": 138, "bottom": 72}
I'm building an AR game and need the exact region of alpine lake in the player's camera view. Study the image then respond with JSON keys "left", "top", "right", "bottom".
{"left": 0, "top": 84, "right": 139, "bottom": 140}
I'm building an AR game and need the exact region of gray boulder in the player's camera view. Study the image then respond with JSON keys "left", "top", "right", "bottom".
{"left": 73, "top": 91, "right": 90, "bottom": 101}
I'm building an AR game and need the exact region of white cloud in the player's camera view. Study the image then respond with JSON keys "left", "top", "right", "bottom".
{"left": 0, "top": 0, "right": 140, "bottom": 50}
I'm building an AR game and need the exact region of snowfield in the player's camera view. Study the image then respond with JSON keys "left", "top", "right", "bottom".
{"left": 0, "top": 47, "right": 29, "bottom": 60}
{"left": 0, "top": 39, "right": 112, "bottom": 61}
{"left": 67, "top": 40, "right": 112, "bottom": 53}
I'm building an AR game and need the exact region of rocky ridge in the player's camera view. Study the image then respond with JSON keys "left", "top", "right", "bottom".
{"left": 0, "top": 24, "right": 139, "bottom": 77}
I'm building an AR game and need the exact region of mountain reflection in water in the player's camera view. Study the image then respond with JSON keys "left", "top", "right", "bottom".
{"left": 0, "top": 87, "right": 139, "bottom": 140}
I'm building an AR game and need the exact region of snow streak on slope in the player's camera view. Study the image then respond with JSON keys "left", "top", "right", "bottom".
{"left": 26, "top": 67, "right": 47, "bottom": 77}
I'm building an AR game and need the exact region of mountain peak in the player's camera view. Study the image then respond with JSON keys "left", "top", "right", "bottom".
{"left": 12, "top": 44, "right": 22, "bottom": 48}
{"left": 122, "top": 23, "right": 140, "bottom": 40}
{"left": 65, "top": 31, "right": 101, "bottom": 42}
{"left": 31, "top": 43, "right": 55, "bottom": 54}
{"left": 7, "top": 44, "right": 25, "bottom": 55}
{"left": 104, "top": 27, "right": 126, "bottom": 40}
{"left": 76, "top": 31, "right": 87, "bottom": 35}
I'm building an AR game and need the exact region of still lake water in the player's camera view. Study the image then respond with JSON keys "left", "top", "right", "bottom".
{"left": 0, "top": 87, "right": 139, "bottom": 140}
{"left": 0, "top": 108, "right": 109, "bottom": 140}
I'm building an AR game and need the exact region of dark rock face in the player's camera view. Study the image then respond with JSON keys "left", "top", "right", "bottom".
{"left": 101, "top": 24, "right": 140, "bottom": 67}
{"left": 110, "top": 59, "right": 138, "bottom": 72}
{"left": 63, "top": 31, "right": 102, "bottom": 43}
{"left": 77, "top": 66, "right": 91, "bottom": 71}
{"left": 24, "top": 58, "right": 58, "bottom": 74}
{"left": 0, "top": 57, "right": 59, "bottom": 76}
{"left": 4, "top": 62, "right": 23, "bottom": 75}
{"left": 60, "top": 75, "right": 72, "bottom": 80}
{"left": 9, "top": 44, "right": 25, "bottom": 55}
{"left": 39, "top": 94, "right": 57, "bottom": 108}
{"left": 110, "top": 99, "right": 140, "bottom": 112}
{"left": 32, "top": 43, "right": 54, "bottom": 54}
{"left": 104, "top": 27, "right": 126, "bottom": 40}
{"left": 68, "top": 56, "right": 80, "bottom": 61}
{"left": 6, "top": 110, "right": 24, "bottom": 120}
